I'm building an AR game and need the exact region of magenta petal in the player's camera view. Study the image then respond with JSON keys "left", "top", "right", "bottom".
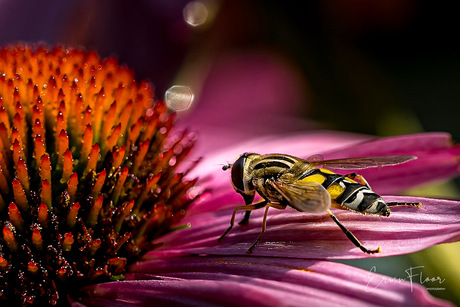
{"left": 78, "top": 257, "right": 451, "bottom": 306}
{"left": 148, "top": 196, "right": 460, "bottom": 260}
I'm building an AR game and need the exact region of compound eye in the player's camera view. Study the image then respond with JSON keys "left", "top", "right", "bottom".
{"left": 231, "top": 156, "right": 246, "bottom": 192}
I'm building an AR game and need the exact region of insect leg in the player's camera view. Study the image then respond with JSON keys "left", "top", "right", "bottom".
{"left": 247, "top": 203, "right": 286, "bottom": 254}
{"left": 238, "top": 193, "right": 256, "bottom": 225}
{"left": 218, "top": 200, "right": 268, "bottom": 242}
{"left": 344, "top": 173, "right": 371, "bottom": 189}
{"left": 239, "top": 211, "right": 252, "bottom": 225}
{"left": 327, "top": 209, "right": 381, "bottom": 254}
{"left": 387, "top": 202, "right": 422, "bottom": 208}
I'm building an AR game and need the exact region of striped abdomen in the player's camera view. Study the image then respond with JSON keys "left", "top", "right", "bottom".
{"left": 299, "top": 168, "right": 390, "bottom": 216}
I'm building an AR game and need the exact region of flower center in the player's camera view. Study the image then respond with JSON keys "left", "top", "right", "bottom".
{"left": 0, "top": 45, "right": 197, "bottom": 305}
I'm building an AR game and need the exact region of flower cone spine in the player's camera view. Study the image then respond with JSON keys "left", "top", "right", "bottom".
{"left": 0, "top": 45, "right": 197, "bottom": 305}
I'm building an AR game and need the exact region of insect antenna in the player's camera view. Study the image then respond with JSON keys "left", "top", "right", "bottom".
{"left": 213, "top": 162, "right": 232, "bottom": 171}
{"left": 222, "top": 163, "right": 232, "bottom": 171}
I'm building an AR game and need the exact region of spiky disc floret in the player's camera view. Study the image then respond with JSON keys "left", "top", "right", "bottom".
{"left": 0, "top": 45, "right": 198, "bottom": 305}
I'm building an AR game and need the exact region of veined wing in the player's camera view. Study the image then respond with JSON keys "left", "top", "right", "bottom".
{"left": 269, "top": 179, "right": 331, "bottom": 213}
{"left": 306, "top": 154, "right": 417, "bottom": 170}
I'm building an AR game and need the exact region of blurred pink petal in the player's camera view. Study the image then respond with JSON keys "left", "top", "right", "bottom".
{"left": 78, "top": 257, "right": 451, "bottom": 307}
{"left": 176, "top": 52, "right": 315, "bottom": 154}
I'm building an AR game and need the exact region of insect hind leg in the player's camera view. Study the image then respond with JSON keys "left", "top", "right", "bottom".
{"left": 327, "top": 209, "right": 381, "bottom": 254}
{"left": 218, "top": 200, "right": 268, "bottom": 242}
{"left": 387, "top": 202, "right": 422, "bottom": 208}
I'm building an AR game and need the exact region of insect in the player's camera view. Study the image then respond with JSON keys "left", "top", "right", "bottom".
{"left": 218, "top": 153, "right": 421, "bottom": 254}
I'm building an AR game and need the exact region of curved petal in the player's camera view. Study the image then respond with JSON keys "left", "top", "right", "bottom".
{"left": 77, "top": 256, "right": 452, "bottom": 306}
{"left": 148, "top": 196, "right": 460, "bottom": 260}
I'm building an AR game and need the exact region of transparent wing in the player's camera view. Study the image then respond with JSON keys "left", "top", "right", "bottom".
{"left": 305, "top": 154, "right": 416, "bottom": 170}
{"left": 269, "top": 179, "right": 331, "bottom": 213}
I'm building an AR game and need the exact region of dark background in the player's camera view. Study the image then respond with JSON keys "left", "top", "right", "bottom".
{"left": 1, "top": 0, "right": 459, "bottom": 139}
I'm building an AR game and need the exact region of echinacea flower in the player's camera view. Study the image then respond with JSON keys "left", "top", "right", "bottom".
{"left": 0, "top": 44, "right": 198, "bottom": 305}
{"left": 1, "top": 44, "right": 459, "bottom": 307}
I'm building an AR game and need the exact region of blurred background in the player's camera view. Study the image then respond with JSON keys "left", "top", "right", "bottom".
{"left": 2, "top": 1, "right": 460, "bottom": 140}
{"left": 0, "top": 0, "right": 459, "bottom": 304}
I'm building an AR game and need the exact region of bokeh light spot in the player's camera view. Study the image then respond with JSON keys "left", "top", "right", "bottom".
{"left": 183, "top": 1, "right": 208, "bottom": 27}
{"left": 165, "top": 85, "right": 194, "bottom": 111}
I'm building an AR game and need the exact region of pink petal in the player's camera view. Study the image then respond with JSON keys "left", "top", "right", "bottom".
{"left": 148, "top": 196, "right": 460, "bottom": 260}
{"left": 77, "top": 257, "right": 451, "bottom": 306}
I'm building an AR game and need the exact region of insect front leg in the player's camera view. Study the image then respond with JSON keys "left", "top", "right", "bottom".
{"left": 327, "top": 209, "right": 381, "bottom": 254}
{"left": 218, "top": 200, "right": 268, "bottom": 242}
{"left": 238, "top": 193, "right": 255, "bottom": 225}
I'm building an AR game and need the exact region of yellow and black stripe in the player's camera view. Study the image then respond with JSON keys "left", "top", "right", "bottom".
{"left": 298, "top": 168, "right": 390, "bottom": 216}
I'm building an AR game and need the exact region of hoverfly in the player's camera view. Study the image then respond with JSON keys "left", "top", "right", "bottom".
{"left": 218, "top": 153, "right": 421, "bottom": 254}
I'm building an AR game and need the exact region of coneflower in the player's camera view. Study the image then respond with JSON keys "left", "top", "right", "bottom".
{"left": 0, "top": 44, "right": 197, "bottom": 305}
